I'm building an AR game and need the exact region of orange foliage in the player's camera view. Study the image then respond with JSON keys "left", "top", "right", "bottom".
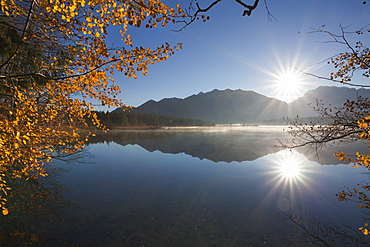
{"left": 0, "top": 0, "right": 183, "bottom": 214}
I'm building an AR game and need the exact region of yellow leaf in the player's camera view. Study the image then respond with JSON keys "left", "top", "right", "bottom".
{"left": 2, "top": 208, "right": 8, "bottom": 215}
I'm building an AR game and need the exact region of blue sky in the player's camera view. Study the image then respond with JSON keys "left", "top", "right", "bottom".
{"left": 105, "top": 0, "right": 369, "bottom": 109}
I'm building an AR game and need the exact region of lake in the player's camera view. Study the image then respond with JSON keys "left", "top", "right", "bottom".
{"left": 2, "top": 126, "right": 370, "bottom": 246}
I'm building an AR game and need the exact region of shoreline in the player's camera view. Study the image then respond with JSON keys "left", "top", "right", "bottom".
{"left": 86, "top": 125, "right": 291, "bottom": 134}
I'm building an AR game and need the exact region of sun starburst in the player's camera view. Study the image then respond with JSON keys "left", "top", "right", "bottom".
{"left": 274, "top": 68, "right": 304, "bottom": 103}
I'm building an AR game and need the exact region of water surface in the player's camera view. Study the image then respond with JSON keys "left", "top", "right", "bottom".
{"left": 3, "top": 126, "right": 370, "bottom": 246}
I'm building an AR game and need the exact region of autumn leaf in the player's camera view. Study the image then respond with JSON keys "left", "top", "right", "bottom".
{"left": 2, "top": 208, "right": 8, "bottom": 216}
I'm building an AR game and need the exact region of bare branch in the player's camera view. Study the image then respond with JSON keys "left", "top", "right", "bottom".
{"left": 294, "top": 67, "right": 370, "bottom": 88}
{"left": 174, "top": 0, "right": 222, "bottom": 31}
{"left": 263, "top": 0, "right": 276, "bottom": 21}
{"left": 174, "top": 0, "right": 262, "bottom": 31}
{"left": 299, "top": 25, "right": 370, "bottom": 85}
{"left": 235, "top": 0, "right": 260, "bottom": 16}
{"left": 280, "top": 97, "right": 370, "bottom": 152}
{"left": 339, "top": 25, "right": 370, "bottom": 71}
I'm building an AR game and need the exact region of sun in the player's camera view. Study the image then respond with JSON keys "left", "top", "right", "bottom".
{"left": 275, "top": 70, "right": 303, "bottom": 102}
{"left": 277, "top": 72, "right": 300, "bottom": 93}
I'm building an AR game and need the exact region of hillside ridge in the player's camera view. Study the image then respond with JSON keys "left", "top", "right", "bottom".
{"left": 113, "top": 86, "right": 370, "bottom": 123}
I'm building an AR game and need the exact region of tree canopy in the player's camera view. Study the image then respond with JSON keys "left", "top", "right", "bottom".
{"left": 0, "top": 0, "right": 187, "bottom": 216}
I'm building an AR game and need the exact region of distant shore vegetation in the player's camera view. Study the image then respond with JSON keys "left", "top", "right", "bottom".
{"left": 94, "top": 111, "right": 215, "bottom": 129}
{"left": 92, "top": 111, "right": 335, "bottom": 129}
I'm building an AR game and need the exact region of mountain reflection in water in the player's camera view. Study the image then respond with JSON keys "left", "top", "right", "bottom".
{"left": 89, "top": 126, "right": 369, "bottom": 165}
{"left": 2, "top": 126, "right": 370, "bottom": 246}
{"left": 89, "top": 126, "right": 285, "bottom": 162}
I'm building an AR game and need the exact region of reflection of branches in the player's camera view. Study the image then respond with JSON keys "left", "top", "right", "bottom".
{"left": 336, "top": 174, "right": 370, "bottom": 221}
{"left": 276, "top": 211, "right": 369, "bottom": 247}
{"left": 51, "top": 145, "right": 93, "bottom": 164}
{"left": 0, "top": 164, "right": 74, "bottom": 246}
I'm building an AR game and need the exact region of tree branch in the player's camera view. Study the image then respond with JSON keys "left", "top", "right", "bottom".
{"left": 174, "top": 0, "right": 262, "bottom": 31}
{"left": 235, "top": 0, "right": 260, "bottom": 16}
{"left": 281, "top": 129, "right": 362, "bottom": 149}
{"left": 339, "top": 25, "right": 370, "bottom": 71}
{"left": 0, "top": 0, "right": 35, "bottom": 70}
{"left": 294, "top": 67, "right": 370, "bottom": 88}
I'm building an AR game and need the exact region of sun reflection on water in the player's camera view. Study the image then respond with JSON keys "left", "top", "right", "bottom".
{"left": 278, "top": 152, "right": 302, "bottom": 179}
{"left": 269, "top": 149, "right": 311, "bottom": 185}
{"left": 261, "top": 149, "right": 318, "bottom": 213}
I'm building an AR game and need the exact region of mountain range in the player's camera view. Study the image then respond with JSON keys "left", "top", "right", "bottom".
{"left": 114, "top": 86, "right": 370, "bottom": 123}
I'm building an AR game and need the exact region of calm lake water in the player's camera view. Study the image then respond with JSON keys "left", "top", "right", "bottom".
{"left": 2, "top": 126, "right": 370, "bottom": 246}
